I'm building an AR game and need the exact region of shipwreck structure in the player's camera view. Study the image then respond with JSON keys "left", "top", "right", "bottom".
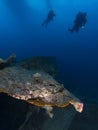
{"left": 0, "top": 56, "right": 83, "bottom": 130}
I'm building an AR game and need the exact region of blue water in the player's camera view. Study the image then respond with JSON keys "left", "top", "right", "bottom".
{"left": 0, "top": 1, "right": 98, "bottom": 129}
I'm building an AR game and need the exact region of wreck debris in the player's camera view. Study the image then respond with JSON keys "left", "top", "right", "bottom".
{"left": 0, "top": 63, "right": 83, "bottom": 118}
{"left": 43, "top": 105, "right": 53, "bottom": 118}
{"left": 69, "top": 101, "right": 83, "bottom": 113}
{"left": 33, "top": 73, "right": 42, "bottom": 83}
{"left": 18, "top": 106, "right": 33, "bottom": 130}
{"left": 0, "top": 54, "right": 16, "bottom": 69}
{"left": 19, "top": 56, "right": 58, "bottom": 78}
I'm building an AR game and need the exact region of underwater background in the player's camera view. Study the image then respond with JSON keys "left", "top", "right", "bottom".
{"left": 0, "top": 0, "right": 98, "bottom": 130}
{"left": 0, "top": 0, "right": 98, "bottom": 102}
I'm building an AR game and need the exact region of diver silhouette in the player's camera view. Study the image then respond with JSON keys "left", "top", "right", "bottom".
{"left": 68, "top": 12, "right": 87, "bottom": 33}
{"left": 42, "top": 10, "right": 56, "bottom": 27}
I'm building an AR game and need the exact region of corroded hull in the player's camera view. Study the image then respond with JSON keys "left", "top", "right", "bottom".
{"left": 0, "top": 65, "right": 83, "bottom": 115}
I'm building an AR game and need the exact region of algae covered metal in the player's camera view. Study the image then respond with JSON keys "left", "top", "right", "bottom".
{"left": 0, "top": 64, "right": 83, "bottom": 117}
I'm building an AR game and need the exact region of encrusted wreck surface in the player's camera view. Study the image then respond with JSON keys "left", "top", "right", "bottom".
{"left": 20, "top": 56, "right": 58, "bottom": 78}
{"left": 0, "top": 54, "right": 16, "bottom": 69}
{"left": 0, "top": 66, "right": 64, "bottom": 105}
{"left": 0, "top": 56, "right": 84, "bottom": 130}
{"left": 0, "top": 65, "right": 83, "bottom": 115}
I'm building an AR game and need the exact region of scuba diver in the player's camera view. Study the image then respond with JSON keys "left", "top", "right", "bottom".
{"left": 42, "top": 10, "right": 56, "bottom": 27}
{"left": 68, "top": 12, "right": 87, "bottom": 33}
